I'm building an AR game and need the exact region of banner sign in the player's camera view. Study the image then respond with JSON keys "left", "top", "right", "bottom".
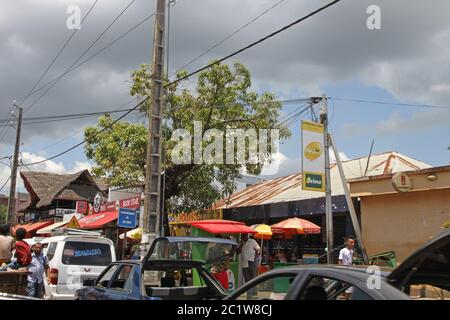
{"left": 301, "top": 120, "right": 325, "bottom": 192}
{"left": 76, "top": 201, "right": 88, "bottom": 214}
{"left": 119, "top": 196, "right": 141, "bottom": 209}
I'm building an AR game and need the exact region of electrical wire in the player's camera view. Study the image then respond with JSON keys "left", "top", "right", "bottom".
{"left": 329, "top": 97, "right": 450, "bottom": 110}
{"left": 167, "top": 0, "right": 343, "bottom": 88}
{"left": 22, "top": 98, "right": 149, "bottom": 167}
{"left": 24, "top": 0, "right": 138, "bottom": 113}
{"left": 18, "top": 0, "right": 100, "bottom": 107}
{"left": 20, "top": 12, "right": 156, "bottom": 101}
{"left": 21, "top": 0, "right": 343, "bottom": 167}
{"left": 0, "top": 176, "right": 11, "bottom": 192}
{"left": 170, "top": 0, "right": 285, "bottom": 77}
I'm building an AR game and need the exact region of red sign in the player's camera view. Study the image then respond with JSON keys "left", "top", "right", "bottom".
{"left": 99, "top": 201, "right": 118, "bottom": 213}
{"left": 76, "top": 201, "right": 88, "bottom": 214}
{"left": 119, "top": 196, "right": 141, "bottom": 209}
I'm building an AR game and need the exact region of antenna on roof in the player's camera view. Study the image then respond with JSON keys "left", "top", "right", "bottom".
{"left": 364, "top": 139, "right": 375, "bottom": 177}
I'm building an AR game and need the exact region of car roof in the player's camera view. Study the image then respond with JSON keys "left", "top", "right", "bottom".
{"left": 40, "top": 235, "right": 113, "bottom": 243}
{"left": 264, "top": 264, "right": 391, "bottom": 281}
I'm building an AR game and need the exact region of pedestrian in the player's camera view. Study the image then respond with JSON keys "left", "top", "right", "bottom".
{"left": 27, "top": 242, "right": 49, "bottom": 298}
{"left": 338, "top": 236, "right": 356, "bottom": 266}
{"left": 0, "top": 224, "right": 15, "bottom": 265}
{"left": 338, "top": 235, "right": 356, "bottom": 299}
{"left": 238, "top": 233, "right": 260, "bottom": 284}
{"left": 0, "top": 227, "right": 31, "bottom": 271}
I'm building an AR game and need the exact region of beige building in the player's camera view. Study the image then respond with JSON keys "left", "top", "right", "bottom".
{"left": 349, "top": 165, "right": 450, "bottom": 263}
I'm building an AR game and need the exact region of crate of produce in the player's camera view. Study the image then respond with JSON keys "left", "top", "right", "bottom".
{"left": 0, "top": 271, "right": 29, "bottom": 295}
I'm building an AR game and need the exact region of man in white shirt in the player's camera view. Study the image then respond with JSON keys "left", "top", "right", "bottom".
{"left": 338, "top": 236, "right": 356, "bottom": 299}
{"left": 238, "top": 234, "right": 260, "bottom": 284}
{"left": 338, "top": 236, "right": 355, "bottom": 266}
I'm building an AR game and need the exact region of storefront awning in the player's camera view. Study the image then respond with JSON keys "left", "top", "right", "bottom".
{"left": 13, "top": 220, "right": 54, "bottom": 236}
{"left": 188, "top": 220, "right": 256, "bottom": 234}
{"left": 78, "top": 211, "right": 118, "bottom": 230}
{"left": 36, "top": 221, "right": 69, "bottom": 235}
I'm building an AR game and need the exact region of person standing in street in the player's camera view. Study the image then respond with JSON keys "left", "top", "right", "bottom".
{"left": 27, "top": 243, "right": 49, "bottom": 298}
{"left": 338, "top": 236, "right": 356, "bottom": 266}
{"left": 238, "top": 233, "right": 260, "bottom": 284}
{"left": 338, "top": 236, "right": 356, "bottom": 299}
{"left": 0, "top": 224, "right": 15, "bottom": 265}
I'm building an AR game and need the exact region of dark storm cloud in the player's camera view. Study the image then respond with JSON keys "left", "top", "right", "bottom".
{"left": 1, "top": 0, "right": 450, "bottom": 146}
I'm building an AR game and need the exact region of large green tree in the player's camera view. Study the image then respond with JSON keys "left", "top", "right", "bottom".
{"left": 84, "top": 61, "right": 290, "bottom": 213}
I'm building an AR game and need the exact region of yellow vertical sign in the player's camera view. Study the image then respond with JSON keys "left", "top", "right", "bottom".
{"left": 301, "top": 121, "right": 325, "bottom": 192}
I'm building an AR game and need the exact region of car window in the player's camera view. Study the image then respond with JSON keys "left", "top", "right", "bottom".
{"left": 235, "top": 274, "right": 298, "bottom": 300}
{"left": 46, "top": 243, "right": 57, "bottom": 262}
{"left": 96, "top": 265, "right": 120, "bottom": 289}
{"left": 62, "top": 241, "right": 112, "bottom": 266}
{"left": 110, "top": 265, "right": 134, "bottom": 292}
{"left": 298, "top": 276, "right": 373, "bottom": 300}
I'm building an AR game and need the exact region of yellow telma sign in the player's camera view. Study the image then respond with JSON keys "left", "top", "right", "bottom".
{"left": 301, "top": 121, "right": 325, "bottom": 192}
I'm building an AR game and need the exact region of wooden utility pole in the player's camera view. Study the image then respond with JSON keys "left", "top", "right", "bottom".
{"left": 142, "top": 0, "right": 166, "bottom": 246}
{"left": 7, "top": 106, "right": 22, "bottom": 225}
{"left": 330, "top": 134, "right": 369, "bottom": 264}
{"left": 319, "top": 95, "right": 334, "bottom": 264}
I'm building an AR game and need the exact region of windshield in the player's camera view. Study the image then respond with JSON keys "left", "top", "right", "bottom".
{"left": 147, "top": 238, "right": 236, "bottom": 264}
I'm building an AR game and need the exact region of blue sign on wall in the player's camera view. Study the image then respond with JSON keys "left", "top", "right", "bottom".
{"left": 118, "top": 208, "right": 138, "bottom": 229}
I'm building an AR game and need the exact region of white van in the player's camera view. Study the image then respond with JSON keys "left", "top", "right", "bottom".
{"left": 41, "top": 235, "right": 116, "bottom": 300}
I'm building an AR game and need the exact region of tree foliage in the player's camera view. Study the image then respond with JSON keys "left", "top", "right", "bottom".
{"left": 84, "top": 61, "right": 290, "bottom": 213}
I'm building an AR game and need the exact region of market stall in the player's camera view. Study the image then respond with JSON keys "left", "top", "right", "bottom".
{"left": 169, "top": 218, "right": 256, "bottom": 291}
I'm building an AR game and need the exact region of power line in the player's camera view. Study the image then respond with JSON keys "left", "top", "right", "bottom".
{"left": 170, "top": 0, "right": 285, "bottom": 77}
{"left": 22, "top": 99, "right": 149, "bottom": 167}
{"left": 167, "top": 0, "right": 343, "bottom": 88}
{"left": 21, "top": 0, "right": 343, "bottom": 167}
{"left": 18, "top": 0, "right": 100, "bottom": 107}
{"left": 19, "top": 12, "right": 156, "bottom": 101}
{"left": 23, "top": 0, "right": 138, "bottom": 114}
{"left": 329, "top": 97, "right": 450, "bottom": 110}
{"left": 0, "top": 108, "right": 136, "bottom": 125}
{"left": 40, "top": 99, "right": 138, "bottom": 152}
{"left": 0, "top": 176, "right": 10, "bottom": 192}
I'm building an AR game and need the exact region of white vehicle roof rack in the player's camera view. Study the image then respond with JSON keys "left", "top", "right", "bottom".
{"left": 53, "top": 228, "right": 102, "bottom": 237}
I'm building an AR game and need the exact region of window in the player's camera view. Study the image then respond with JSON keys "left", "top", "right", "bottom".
{"left": 110, "top": 265, "right": 134, "bottom": 292}
{"left": 46, "top": 243, "right": 57, "bottom": 261}
{"left": 62, "top": 241, "right": 112, "bottom": 266}
{"left": 143, "top": 268, "right": 194, "bottom": 288}
{"left": 236, "top": 274, "right": 298, "bottom": 300}
{"left": 96, "top": 265, "right": 120, "bottom": 289}
{"left": 298, "top": 276, "right": 372, "bottom": 300}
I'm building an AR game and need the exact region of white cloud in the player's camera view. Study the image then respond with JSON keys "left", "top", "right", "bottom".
{"left": 71, "top": 161, "right": 92, "bottom": 173}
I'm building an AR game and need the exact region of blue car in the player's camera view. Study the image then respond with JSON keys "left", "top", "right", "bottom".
{"left": 75, "top": 236, "right": 237, "bottom": 300}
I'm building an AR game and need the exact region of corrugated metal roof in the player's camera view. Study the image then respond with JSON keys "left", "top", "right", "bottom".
{"left": 213, "top": 151, "right": 431, "bottom": 209}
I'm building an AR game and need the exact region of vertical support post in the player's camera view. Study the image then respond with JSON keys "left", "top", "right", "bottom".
{"left": 330, "top": 134, "right": 369, "bottom": 264}
{"left": 142, "top": 0, "right": 166, "bottom": 248}
{"left": 319, "top": 95, "right": 334, "bottom": 264}
{"left": 7, "top": 106, "right": 22, "bottom": 226}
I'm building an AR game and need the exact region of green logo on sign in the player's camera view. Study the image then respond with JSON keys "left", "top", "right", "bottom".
{"left": 305, "top": 173, "right": 323, "bottom": 190}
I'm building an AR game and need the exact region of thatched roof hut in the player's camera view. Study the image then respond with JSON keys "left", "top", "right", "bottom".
{"left": 19, "top": 170, "right": 108, "bottom": 214}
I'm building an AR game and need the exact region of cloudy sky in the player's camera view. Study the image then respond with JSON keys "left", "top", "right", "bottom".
{"left": 1, "top": 0, "right": 450, "bottom": 193}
